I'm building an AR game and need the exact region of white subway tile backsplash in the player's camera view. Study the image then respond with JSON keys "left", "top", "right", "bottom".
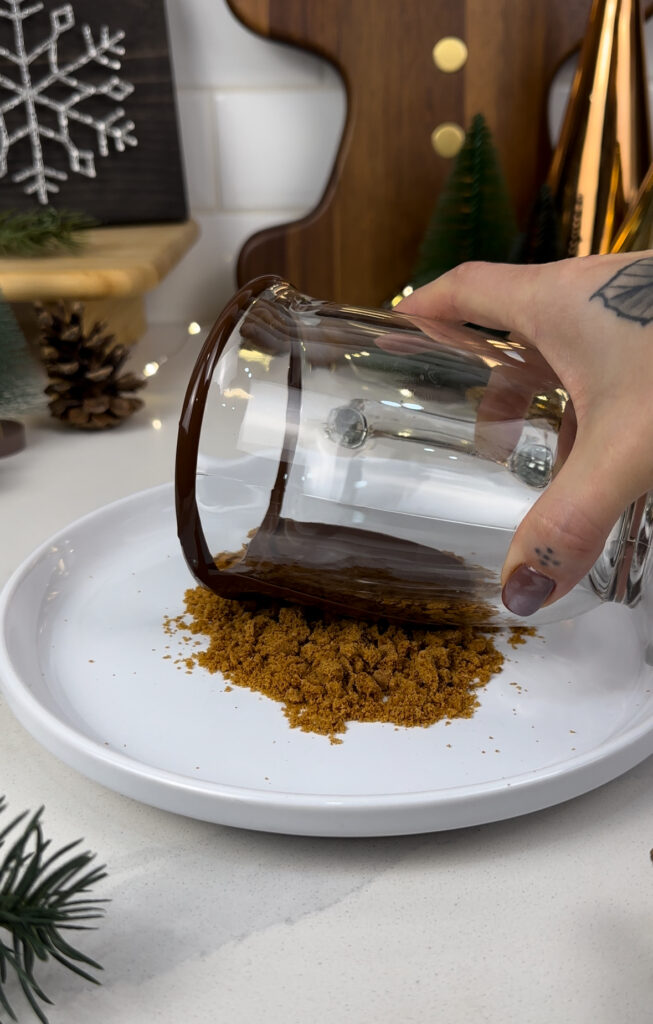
{"left": 145, "top": 210, "right": 301, "bottom": 325}
{"left": 214, "top": 88, "right": 346, "bottom": 212}
{"left": 176, "top": 91, "right": 218, "bottom": 210}
{"left": 165, "top": 0, "right": 328, "bottom": 89}
{"left": 146, "top": 0, "right": 346, "bottom": 324}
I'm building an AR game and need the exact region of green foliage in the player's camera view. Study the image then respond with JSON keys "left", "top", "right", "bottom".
{"left": 412, "top": 113, "right": 518, "bottom": 288}
{"left": 0, "top": 295, "right": 45, "bottom": 417}
{"left": 514, "top": 182, "right": 561, "bottom": 264}
{"left": 0, "top": 797, "right": 107, "bottom": 1024}
{"left": 0, "top": 208, "right": 96, "bottom": 258}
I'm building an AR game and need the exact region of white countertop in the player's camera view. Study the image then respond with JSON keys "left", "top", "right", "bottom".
{"left": 2, "top": 328, "right": 653, "bottom": 1024}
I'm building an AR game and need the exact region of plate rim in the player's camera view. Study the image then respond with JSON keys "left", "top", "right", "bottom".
{"left": 2, "top": 483, "right": 653, "bottom": 833}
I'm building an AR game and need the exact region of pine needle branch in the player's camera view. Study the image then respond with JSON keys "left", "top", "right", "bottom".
{"left": 0, "top": 209, "right": 96, "bottom": 258}
{"left": 0, "top": 797, "right": 107, "bottom": 1024}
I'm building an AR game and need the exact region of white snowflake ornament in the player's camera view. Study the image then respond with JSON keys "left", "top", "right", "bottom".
{"left": 0, "top": 0, "right": 137, "bottom": 204}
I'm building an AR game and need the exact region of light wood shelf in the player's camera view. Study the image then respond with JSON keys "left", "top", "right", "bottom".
{"left": 1, "top": 220, "right": 199, "bottom": 345}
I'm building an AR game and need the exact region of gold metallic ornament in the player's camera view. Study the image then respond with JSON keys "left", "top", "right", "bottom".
{"left": 611, "top": 161, "right": 653, "bottom": 251}
{"left": 547, "top": 0, "right": 651, "bottom": 257}
{"left": 432, "top": 37, "right": 468, "bottom": 73}
{"left": 431, "top": 122, "right": 466, "bottom": 158}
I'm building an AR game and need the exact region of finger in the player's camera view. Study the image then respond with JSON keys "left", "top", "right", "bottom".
{"left": 555, "top": 401, "right": 577, "bottom": 472}
{"left": 500, "top": 421, "right": 645, "bottom": 616}
{"left": 474, "top": 363, "right": 547, "bottom": 463}
{"left": 374, "top": 332, "right": 438, "bottom": 355}
{"left": 397, "top": 261, "right": 542, "bottom": 336}
{"left": 375, "top": 315, "right": 511, "bottom": 355}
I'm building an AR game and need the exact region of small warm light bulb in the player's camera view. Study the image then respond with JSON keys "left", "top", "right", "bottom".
{"left": 143, "top": 361, "right": 160, "bottom": 377}
{"left": 187, "top": 321, "right": 201, "bottom": 335}
{"left": 399, "top": 388, "right": 413, "bottom": 398}
{"left": 151, "top": 418, "right": 162, "bottom": 431}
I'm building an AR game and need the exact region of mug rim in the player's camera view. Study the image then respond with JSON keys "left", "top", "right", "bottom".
{"left": 175, "top": 274, "right": 283, "bottom": 597}
{"left": 176, "top": 275, "right": 347, "bottom": 610}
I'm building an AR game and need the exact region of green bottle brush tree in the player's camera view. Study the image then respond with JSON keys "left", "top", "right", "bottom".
{"left": 0, "top": 295, "right": 44, "bottom": 420}
{"left": 411, "top": 113, "right": 518, "bottom": 288}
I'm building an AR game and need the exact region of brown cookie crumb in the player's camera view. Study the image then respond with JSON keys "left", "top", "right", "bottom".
{"left": 165, "top": 588, "right": 507, "bottom": 743}
{"left": 507, "top": 626, "right": 536, "bottom": 648}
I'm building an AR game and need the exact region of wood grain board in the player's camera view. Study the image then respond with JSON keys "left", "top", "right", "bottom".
{"left": 3, "top": 219, "right": 198, "bottom": 345}
{"left": 0, "top": 221, "right": 198, "bottom": 301}
{"left": 229, "top": 0, "right": 653, "bottom": 307}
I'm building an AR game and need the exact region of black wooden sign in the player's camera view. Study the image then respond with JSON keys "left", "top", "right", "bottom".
{"left": 0, "top": 0, "right": 187, "bottom": 223}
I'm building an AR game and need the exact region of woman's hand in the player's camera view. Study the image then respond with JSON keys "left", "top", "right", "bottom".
{"left": 398, "top": 254, "right": 653, "bottom": 615}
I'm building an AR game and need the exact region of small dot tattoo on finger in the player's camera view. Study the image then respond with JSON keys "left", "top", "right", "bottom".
{"left": 534, "top": 546, "right": 561, "bottom": 569}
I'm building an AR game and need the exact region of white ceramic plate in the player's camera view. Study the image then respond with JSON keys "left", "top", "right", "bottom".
{"left": 2, "top": 483, "right": 653, "bottom": 837}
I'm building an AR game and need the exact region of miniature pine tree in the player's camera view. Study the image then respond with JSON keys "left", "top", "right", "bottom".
{"left": 0, "top": 293, "right": 44, "bottom": 418}
{"left": 411, "top": 113, "right": 518, "bottom": 287}
{"left": 515, "top": 182, "right": 561, "bottom": 264}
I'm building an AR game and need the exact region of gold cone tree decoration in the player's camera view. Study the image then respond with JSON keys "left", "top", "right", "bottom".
{"left": 548, "top": 0, "right": 651, "bottom": 257}
{"left": 610, "top": 160, "right": 653, "bottom": 251}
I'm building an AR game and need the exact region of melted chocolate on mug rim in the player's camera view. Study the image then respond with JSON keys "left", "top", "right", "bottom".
{"left": 175, "top": 277, "right": 496, "bottom": 625}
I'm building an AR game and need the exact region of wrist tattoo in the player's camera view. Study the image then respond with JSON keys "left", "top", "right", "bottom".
{"left": 591, "top": 256, "right": 653, "bottom": 325}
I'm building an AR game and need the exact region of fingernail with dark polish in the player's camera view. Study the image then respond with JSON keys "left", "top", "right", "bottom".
{"left": 502, "top": 564, "right": 555, "bottom": 616}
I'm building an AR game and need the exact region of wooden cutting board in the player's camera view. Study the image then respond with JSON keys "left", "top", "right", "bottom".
{"left": 229, "top": 0, "right": 652, "bottom": 307}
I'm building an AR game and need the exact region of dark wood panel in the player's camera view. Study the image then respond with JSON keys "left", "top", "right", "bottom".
{"left": 229, "top": 0, "right": 653, "bottom": 306}
{"left": 0, "top": 0, "right": 187, "bottom": 224}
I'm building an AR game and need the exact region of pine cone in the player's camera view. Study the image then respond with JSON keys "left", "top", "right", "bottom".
{"left": 35, "top": 302, "right": 146, "bottom": 430}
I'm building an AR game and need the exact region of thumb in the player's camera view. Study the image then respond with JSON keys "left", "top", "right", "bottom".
{"left": 501, "top": 425, "right": 641, "bottom": 617}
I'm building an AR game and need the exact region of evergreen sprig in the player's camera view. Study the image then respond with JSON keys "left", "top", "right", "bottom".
{"left": 0, "top": 209, "right": 96, "bottom": 258}
{"left": 0, "top": 797, "right": 107, "bottom": 1024}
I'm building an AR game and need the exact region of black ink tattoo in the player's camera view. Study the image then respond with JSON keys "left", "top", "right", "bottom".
{"left": 534, "top": 546, "right": 561, "bottom": 569}
{"left": 591, "top": 257, "right": 653, "bottom": 325}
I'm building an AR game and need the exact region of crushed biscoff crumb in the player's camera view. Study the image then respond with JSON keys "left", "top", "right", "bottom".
{"left": 163, "top": 587, "right": 527, "bottom": 744}
{"left": 507, "top": 626, "right": 536, "bottom": 648}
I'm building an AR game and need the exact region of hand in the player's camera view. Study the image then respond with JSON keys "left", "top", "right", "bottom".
{"left": 398, "top": 254, "right": 653, "bottom": 616}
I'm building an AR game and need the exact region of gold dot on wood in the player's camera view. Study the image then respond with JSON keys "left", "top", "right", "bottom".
{"left": 432, "top": 37, "right": 468, "bottom": 73}
{"left": 431, "top": 123, "right": 465, "bottom": 158}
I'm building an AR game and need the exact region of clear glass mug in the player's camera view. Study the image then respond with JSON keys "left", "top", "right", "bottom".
{"left": 175, "top": 276, "right": 653, "bottom": 627}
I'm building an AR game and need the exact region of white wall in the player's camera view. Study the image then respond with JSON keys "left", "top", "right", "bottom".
{"left": 148, "top": 0, "right": 653, "bottom": 327}
{"left": 147, "top": 0, "right": 346, "bottom": 327}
